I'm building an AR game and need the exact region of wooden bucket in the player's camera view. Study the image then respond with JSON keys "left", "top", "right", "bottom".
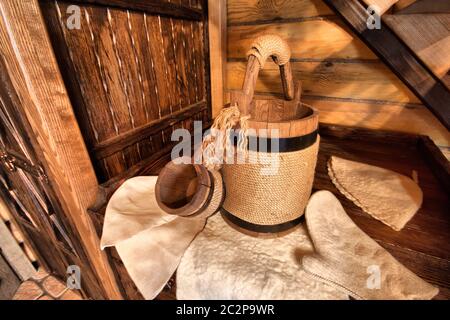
{"left": 155, "top": 158, "right": 224, "bottom": 218}
{"left": 221, "top": 35, "right": 319, "bottom": 233}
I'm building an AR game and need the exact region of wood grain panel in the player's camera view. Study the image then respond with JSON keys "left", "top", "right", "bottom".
{"left": 302, "top": 96, "right": 450, "bottom": 149}
{"left": 65, "top": 0, "right": 203, "bottom": 20}
{"left": 228, "top": 0, "right": 334, "bottom": 25}
{"left": 384, "top": 14, "right": 450, "bottom": 89}
{"left": 225, "top": 90, "right": 450, "bottom": 157}
{"left": 208, "top": 0, "right": 227, "bottom": 117}
{"left": 41, "top": 1, "right": 210, "bottom": 182}
{"left": 227, "top": 60, "right": 420, "bottom": 103}
{"left": 193, "top": 21, "right": 206, "bottom": 102}
{"left": 225, "top": 0, "right": 449, "bottom": 154}
{"left": 160, "top": 16, "right": 183, "bottom": 113}
{"left": 228, "top": 19, "right": 377, "bottom": 60}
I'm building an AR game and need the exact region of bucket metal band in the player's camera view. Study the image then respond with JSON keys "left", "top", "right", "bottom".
{"left": 221, "top": 208, "right": 303, "bottom": 233}
{"left": 232, "top": 129, "right": 318, "bottom": 153}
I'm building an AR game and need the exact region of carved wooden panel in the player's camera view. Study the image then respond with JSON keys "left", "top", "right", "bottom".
{"left": 40, "top": 0, "right": 211, "bottom": 182}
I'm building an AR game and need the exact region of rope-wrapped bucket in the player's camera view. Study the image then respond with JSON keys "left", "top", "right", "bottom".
{"left": 213, "top": 35, "right": 319, "bottom": 233}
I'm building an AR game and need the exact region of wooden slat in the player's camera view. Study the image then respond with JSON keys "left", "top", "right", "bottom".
{"left": 304, "top": 96, "right": 450, "bottom": 147}
{"left": 324, "top": 0, "right": 450, "bottom": 130}
{"left": 127, "top": 11, "right": 164, "bottom": 161}
{"left": 92, "top": 101, "right": 207, "bottom": 159}
{"left": 144, "top": 14, "right": 173, "bottom": 118}
{"left": 41, "top": 1, "right": 210, "bottom": 182}
{"left": 208, "top": 0, "right": 227, "bottom": 117}
{"left": 227, "top": 0, "right": 334, "bottom": 25}
{"left": 58, "top": 0, "right": 203, "bottom": 20}
{"left": 160, "top": 16, "right": 183, "bottom": 114}
{"left": 228, "top": 19, "right": 377, "bottom": 60}
{"left": 0, "top": 0, "right": 122, "bottom": 299}
{"left": 383, "top": 14, "right": 450, "bottom": 89}
{"left": 0, "top": 206, "right": 36, "bottom": 281}
{"left": 227, "top": 60, "right": 420, "bottom": 103}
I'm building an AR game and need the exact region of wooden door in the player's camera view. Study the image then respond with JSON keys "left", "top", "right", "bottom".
{"left": 40, "top": 0, "right": 212, "bottom": 183}
{"left": 0, "top": 57, "right": 105, "bottom": 299}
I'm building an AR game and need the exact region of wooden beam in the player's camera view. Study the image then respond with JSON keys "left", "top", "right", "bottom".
{"left": 227, "top": 0, "right": 334, "bottom": 25}
{"left": 208, "top": 0, "right": 227, "bottom": 118}
{"left": 92, "top": 101, "right": 207, "bottom": 160}
{"left": 383, "top": 14, "right": 450, "bottom": 90}
{"left": 324, "top": 0, "right": 450, "bottom": 130}
{"left": 42, "top": 0, "right": 203, "bottom": 20}
{"left": 0, "top": 0, "right": 122, "bottom": 299}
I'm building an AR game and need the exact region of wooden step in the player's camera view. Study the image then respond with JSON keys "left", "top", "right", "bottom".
{"left": 383, "top": 13, "right": 450, "bottom": 89}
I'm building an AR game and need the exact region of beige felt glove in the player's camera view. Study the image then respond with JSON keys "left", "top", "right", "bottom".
{"left": 302, "top": 190, "right": 438, "bottom": 300}
{"left": 328, "top": 156, "right": 423, "bottom": 231}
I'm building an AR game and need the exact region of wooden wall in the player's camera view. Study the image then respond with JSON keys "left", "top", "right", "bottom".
{"left": 41, "top": 0, "right": 211, "bottom": 183}
{"left": 225, "top": 0, "right": 449, "bottom": 158}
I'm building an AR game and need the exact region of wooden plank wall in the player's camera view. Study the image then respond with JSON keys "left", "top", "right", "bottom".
{"left": 40, "top": 0, "right": 210, "bottom": 183}
{"left": 225, "top": 0, "right": 449, "bottom": 159}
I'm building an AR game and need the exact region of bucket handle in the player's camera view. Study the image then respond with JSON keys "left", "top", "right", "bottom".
{"left": 239, "top": 35, "right": 295, "bottom": 116}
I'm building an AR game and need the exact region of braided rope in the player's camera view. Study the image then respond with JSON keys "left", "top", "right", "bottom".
{"left": 202, "top": 104, "right": 250, "bottom": 171}
{"left": 247, "top": 34, "right": 291, "bottom": 68}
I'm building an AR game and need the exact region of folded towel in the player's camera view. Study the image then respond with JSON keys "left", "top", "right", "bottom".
{"left": 302, "top": 190, "right": 438, "bottom": 300}
{"left": 328, "top": 156, "right": 423, "bottom": 231}
{"left": 101, "top": 172, "right": 223, "bottom": 299}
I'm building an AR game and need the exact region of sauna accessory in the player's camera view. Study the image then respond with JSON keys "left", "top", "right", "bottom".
{"left": 204, "top": 34, "right": 319, "bottom": 232}
{"left": 302, "top": 191, "right": 437, "bottom": 299}
{"left": 155, "top": 158, "right": 224, "bottom": 219}
{"left": 328, "top": 156, "right": 423, "bottom": 231}
{"left": 100, "top": 163, "right": 224, "bottom": 299}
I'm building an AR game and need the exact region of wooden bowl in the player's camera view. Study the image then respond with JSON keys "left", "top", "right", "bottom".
{"left": 155, "top": 160, "right": 212, "bottom": 216}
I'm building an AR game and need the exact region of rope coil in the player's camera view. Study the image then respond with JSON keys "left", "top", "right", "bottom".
{"left": 246, "top": 34, "right": 291, "bottom": 68}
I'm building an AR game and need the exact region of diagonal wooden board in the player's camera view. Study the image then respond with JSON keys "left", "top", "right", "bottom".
{"left": 323, "top": 0, "right": 450, "bottom": 130}
{"left": 383, "top": 14, "right": 450, "bottom": 90}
